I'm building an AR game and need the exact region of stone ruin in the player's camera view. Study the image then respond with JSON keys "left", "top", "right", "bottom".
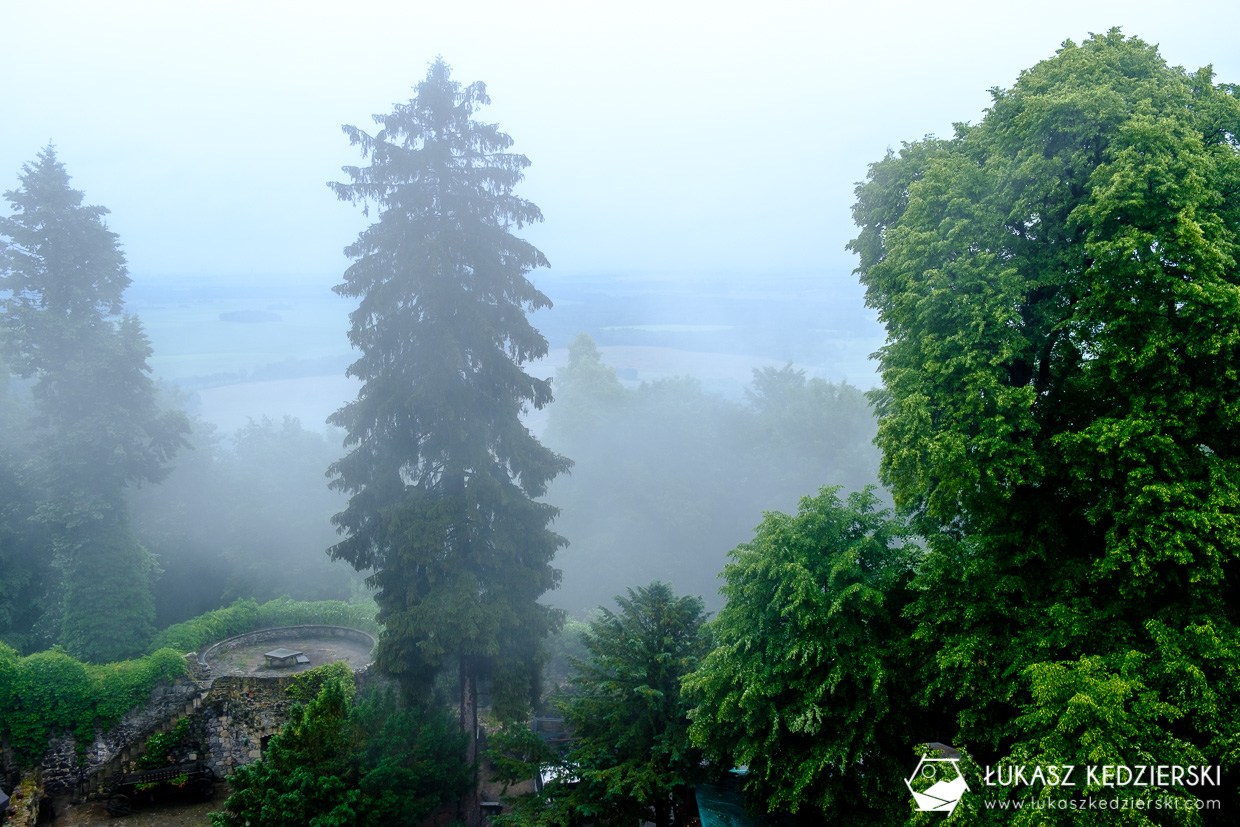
{"left": 1, "top": 625, "right": 377, "bottom": 804}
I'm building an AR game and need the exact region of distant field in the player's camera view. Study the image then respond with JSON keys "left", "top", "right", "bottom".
{"left": 193, "top": 346, "right": 823, "bottom": 436}
{"left": 132, "top": 271, "right": 885, "bottom": 435}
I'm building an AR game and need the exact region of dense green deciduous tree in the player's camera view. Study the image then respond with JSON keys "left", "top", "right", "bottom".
{"left": 212, "top": 672, "right": 470, "bottom": 827}
{"left": 497, "top": 582, "right": 709, "bottom": 827}
{"left": 543, "top": 334, "right": 880, "bottom": 613}
{"left": 326, "top": 59, "right": 570, "bottom": 819}
{"left": 848, "top": 30, "right": 1240, "bottom": 821}
{"left": 0, "top": 147, "right": 188, "bottom": 661}
{"left": 684, "top": 488, "right": 917, "bottom": 823}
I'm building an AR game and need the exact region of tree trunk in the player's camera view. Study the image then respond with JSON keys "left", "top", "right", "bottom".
{"left": 654, "top": 797, "right": 671, "bottom": 827}
{"left": 459, "top": 657, "right": 482, "bottom": 827}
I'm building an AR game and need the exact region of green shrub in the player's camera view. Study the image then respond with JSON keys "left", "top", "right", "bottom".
{"left": 212, "top": 677, "right": 470, "bottom": 827}
{"left": 0, "top": 642, "right": 188, "bottom": 763}
{"left": 147, "top": 599, "right": 262, "bottom": 653}
{"left": 149, "top": 597, "right": 379, "bottom": 654}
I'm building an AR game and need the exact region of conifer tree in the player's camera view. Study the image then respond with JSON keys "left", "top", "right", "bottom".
{"left": 327, "top": 59, "right": 570, "bottom": 821}
{"left": 0, "top": 146, "right": 188, "bottom": 661}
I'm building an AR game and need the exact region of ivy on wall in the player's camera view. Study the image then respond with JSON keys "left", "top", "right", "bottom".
{"left": 0, "top": 644, "right": 188, "bottom": 763}
{"left": 138, "top": 717, "right": 191, "bottom": 769}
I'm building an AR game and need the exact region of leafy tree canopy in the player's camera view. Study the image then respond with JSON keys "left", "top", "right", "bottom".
{"left": 684, "top": 487, "right": 916, "bottom": 823}
{"left": 847, "top": 29, "right": 1240, "bottom": 821}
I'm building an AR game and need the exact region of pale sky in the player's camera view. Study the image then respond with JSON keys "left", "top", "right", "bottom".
{"left": 3, "top": 0, "right": 1237, "bottom": 283}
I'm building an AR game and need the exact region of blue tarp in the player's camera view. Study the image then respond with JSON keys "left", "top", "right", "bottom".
{"left": 695, "top": 778, "right": 797, "bottom": 827}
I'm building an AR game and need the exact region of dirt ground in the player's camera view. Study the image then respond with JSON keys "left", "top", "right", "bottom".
{"left": 206, "top": 635, "right": 373, "bottom": 677}
{"left": 49, "top": 782, "right": 228, "bottom": 826}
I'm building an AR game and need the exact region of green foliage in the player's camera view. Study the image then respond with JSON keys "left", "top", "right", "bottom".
{"left": 486, "top": 722, "right": 561, "bottom": 792}
{"left": 845, "top": 28, "right": 1240, "bottom": 823}
{"left": 684, "top": 487, "right": 917, "bottom": 823}
{"left": 0, "top": 641, "right": 188, "bottom": 764}
{"left": 56, "top": 525, "right": 162, "bottom": 663}
{"left": 251, "top": 598, "right": 380, "bottom": 636}
{"left": 544, "top": 336, "right": 881, "bottom": 614}
{"left": 569, "top": 582, "right": 709, "bottom": 827}
{"left": 500, "top": 583, "right": 708, "bottom": 827}
{"left": 326, "top": 58, "right": 569, "bottom": 729}
{"left": 543, "top": 333, "right": 627, "bottom": 446}
{"left": 149, "top": 597, "right": 379, "bottom": 654}
{"left": 541, "top": 616, "right": 591, "bottom": 690}
{"left": 212, "top": 674, "right": 470, "bottom": 827}
{"left": 148, "top": 598, "right": 260, "bottom": 653}
{"left": 287, "top": 660, "right": 355, "bottom": 703}
{"left": 0, "top": 146, "right": 189, "bottom": 660}
{"left": 139, "top": 717, "right": 191, "bottom": 768}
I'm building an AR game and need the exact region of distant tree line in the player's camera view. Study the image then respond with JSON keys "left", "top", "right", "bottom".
{"left": 0, "top": 379, "right": 364, "bottom": 656}
{"left": 542, "top": 333, "right": 880, "bottom": 613}
{"left": 129, "top": 415, "right": 364, "bottom": 628}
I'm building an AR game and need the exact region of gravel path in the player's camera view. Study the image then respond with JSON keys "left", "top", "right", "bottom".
{"left": 50, "top": 783, "right": 228, "bottom": 826}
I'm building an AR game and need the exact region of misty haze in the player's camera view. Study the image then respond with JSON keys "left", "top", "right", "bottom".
{"left": 2, "top": 4, "right": 1239, "bottom": 826}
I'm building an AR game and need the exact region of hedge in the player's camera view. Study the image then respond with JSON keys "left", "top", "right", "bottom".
{"left": 0, "top": 643, "right": 188, "bottom": 763}
{"left": 149, "top": 597, "right": 380, "bottom": 654}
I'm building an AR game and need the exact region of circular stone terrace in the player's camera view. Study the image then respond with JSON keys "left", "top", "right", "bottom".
{"left": 200, "top": 625, "right": 376, "bottom": 678}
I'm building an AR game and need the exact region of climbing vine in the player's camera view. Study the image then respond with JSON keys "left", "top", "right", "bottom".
{"left": 0, "top": 643, "right": 188, "bottom": 763}
{"left": 286, "top": 660, "right": 355, "bottom": 702}
{"left": 138, "top": 717, "right": 191, "bottom": 768}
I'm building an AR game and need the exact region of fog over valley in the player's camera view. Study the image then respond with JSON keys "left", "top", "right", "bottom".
{"left": 4, "top": 3, "right": 1240, "bottom": 825}
{"left": 119, "top": 268, "right": 884, "bottom": 614}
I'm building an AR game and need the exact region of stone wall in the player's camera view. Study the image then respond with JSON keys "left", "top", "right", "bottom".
{"left": 7, "top": 628, "right": 377, "bottom": 800}
{"left": 196, "top": 666, "right": 386, "bottom": 778}
{"left": 199, "top": 625, "right": 376, "bottom": 673}
{"left": 198, "top": 675, "right": 300, "bottom": 778}
{"left": 26, "top": 674, "right": 207, "bottom": 799}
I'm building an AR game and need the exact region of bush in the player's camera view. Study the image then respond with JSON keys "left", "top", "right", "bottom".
{"left": 212, "top": 674, "right": 470, "bottom": 827}
{"left": 0, "top": 642, "right": 188, "bottom": 763}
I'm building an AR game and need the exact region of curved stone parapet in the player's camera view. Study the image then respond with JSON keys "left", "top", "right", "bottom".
{"left": 199, "top": 625, "right": 376, "bottom": 676}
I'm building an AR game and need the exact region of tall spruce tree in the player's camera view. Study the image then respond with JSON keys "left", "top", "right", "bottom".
{"left": 0, "top": 146, "right": 188, "bottom": 661}
{"left": 327, "top": 59, "right": 570, "bottom": 821}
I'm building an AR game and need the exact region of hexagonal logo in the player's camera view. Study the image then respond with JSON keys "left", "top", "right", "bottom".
{"left": 906, "top": 755, "right": 969, "bottom": 815}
